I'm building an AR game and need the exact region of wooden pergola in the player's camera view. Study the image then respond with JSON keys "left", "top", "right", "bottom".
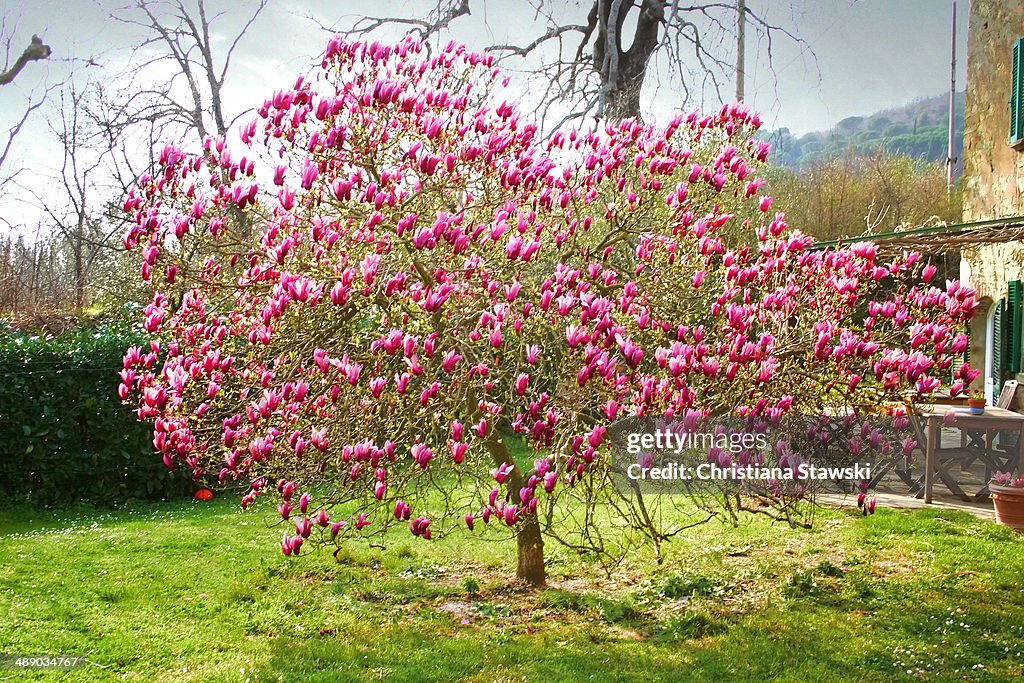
{"left": 812, "top": 215, "right": 1024, "bottom": 255}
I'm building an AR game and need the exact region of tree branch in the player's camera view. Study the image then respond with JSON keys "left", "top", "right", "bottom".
{"left": 0, "top": 34, "right": 51, "bottom": 86}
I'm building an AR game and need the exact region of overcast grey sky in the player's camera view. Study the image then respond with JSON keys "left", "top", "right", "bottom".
{"left": 4, "top": 0, "right": 968, "bottom": 135}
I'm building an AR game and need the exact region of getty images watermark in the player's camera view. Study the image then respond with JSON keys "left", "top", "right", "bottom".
{"left": 607, "top": 415, "right": 913, "bottom": 494}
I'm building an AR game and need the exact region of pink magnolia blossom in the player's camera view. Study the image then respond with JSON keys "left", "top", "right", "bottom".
{"left": 411, "top": 443, "right": 434, "bottom": 468}
{"left": 451, "top": 441, "right": 469, "bottom": 464}
{"left": 492, "top": 462, "right": 514, "bottom": 484}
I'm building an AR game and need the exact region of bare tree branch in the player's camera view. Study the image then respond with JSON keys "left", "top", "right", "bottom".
{"left": 218, "top": 0, "right": 267, "bottom": 85}
{"left": 0, "top": 34, "right": 51, "bottom": 86}
{"left": 487, "top": 22, "right": 586, "bottom": 58}
{"left": 347, "top": 0, "right": 471, "bottom": 44}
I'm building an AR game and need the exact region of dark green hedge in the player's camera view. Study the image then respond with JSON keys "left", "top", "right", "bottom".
{"left": 0, "top": 322, "right": 194, "bottom": 505}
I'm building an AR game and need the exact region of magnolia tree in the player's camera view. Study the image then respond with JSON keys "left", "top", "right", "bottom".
{"left": 120, "top": 37, "right": 979, "bottom": 585}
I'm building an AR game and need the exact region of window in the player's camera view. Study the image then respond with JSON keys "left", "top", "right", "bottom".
{"left": 1012, "top": 38, "right": 1024, "bottom": 148}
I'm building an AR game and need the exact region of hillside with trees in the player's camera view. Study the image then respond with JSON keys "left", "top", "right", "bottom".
{"left": 763, "top": 92, "right": 965, "bottom": 171}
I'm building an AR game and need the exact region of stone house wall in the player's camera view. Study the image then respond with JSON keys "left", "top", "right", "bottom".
{"left": 961, "top": 0, "right": 1024, "bottom": 300}
{"left": 961, "top": 0, "right": 1024, "bottom": 396}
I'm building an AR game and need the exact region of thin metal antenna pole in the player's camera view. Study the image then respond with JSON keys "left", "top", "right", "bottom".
{"left": 736, "top": 0, "right": 746, "bottom": 101}
{"left": 947, "top": 0, "right": 958, "bottom": 195}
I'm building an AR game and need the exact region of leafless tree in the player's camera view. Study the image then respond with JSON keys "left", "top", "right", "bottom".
{"left": 87, "top": 0, "right": 270, "bottom": 248}
{"left": 0, "top": 0, "right": 275, "bottom": 315}
{"left": 0, "top": 23, "right": 56, "bottom": 198}
{"left": 111, "top": 0, "right": 268, "bottom": 142}
{"left": 3, "top": 1, "right": 273, "bottom": 316}
{"left": 0, "top": 227, "right": 67, "bottom": 313}
{"left": 334, "top": 0, "right": 814, "bottom": 126}
{"left": 33, "top": 82, "right": 113, "bottom": 310}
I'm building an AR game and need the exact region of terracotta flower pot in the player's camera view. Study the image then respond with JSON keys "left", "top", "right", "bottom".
{"left": 967, "top": 398, "right": 986, "bottom": 414}
{"left": 991, "top": 484, "right": 1024, "bottom": 532}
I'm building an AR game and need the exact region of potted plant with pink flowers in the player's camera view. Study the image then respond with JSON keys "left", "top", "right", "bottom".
{"left": 967, "top": 389, "right": 987, "bottom": 414}
{"left": 990, "top": 471, "right": 1024, "bottom": 531}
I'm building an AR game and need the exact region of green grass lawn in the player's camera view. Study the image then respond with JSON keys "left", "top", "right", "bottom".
{"left": 1, "top": 497, "right": 1023, "bottom": 682}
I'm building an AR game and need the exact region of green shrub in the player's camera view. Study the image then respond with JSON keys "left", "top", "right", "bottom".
{"left": 656, "top": 611, "right": 728, "bottom": 641}
{"left": 783, "top": 569, "right": 820, "bottom": 598}
{"left": 0, "top": 322, "right": 193, "bottom": 505}
{"left": 638, "top": 570, "right": 729, "bottom": 601}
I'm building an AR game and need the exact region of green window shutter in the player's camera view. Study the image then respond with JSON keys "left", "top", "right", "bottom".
{"left": 966, "top": 321, "right": 980, "bottom": 381}
{"left": 1009, "top": 280, "right": 1024, "bottom": 373}
{"left": 954, "top": 321, "right": 969, "bottom": 382}
{"left": 993, "top": 299, "right": 1005, "bottom": 404}
{"left": 1013, "top": 38, "right": 1024, "bottom": 146}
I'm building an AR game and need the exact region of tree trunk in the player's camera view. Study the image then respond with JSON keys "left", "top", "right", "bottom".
{"left": 74, "top": 211, "right": 86, "bottom": 310}
{"left": 603, "top": 77, "right": 644, "bottom": 122}
{"left": 515, "top": 506, "right": 546, "bottom": 586}
{"left": 483, "top": 435, "right": 546, "bottom": 586}
{"left": 593, "top": 0, "right": 664, "bottom": 122}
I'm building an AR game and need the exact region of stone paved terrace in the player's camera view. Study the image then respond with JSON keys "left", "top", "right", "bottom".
{"left": 820, "top": 491, "right": 996, "bottom": 522}
{"left": 819, "top": 443, "right": 1001, "bottom": 522}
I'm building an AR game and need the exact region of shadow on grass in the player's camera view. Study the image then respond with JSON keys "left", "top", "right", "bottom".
{"left": 250, "top": 609, "right": 865, "bottom": 683}
{"left": 4, "top": 499, "right": 1024, "bottom": 681}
